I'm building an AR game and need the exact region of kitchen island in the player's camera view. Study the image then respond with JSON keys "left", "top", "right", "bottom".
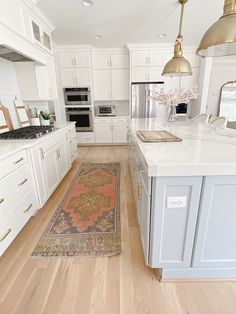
{"left": 128, "top": 118, "right": 236, "bottom": 280}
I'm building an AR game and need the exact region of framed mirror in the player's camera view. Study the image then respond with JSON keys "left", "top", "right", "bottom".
{"left": 218, "top": 81, "right": 236, "bottom": 129}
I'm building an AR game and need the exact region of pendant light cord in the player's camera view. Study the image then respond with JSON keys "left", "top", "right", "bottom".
{"left": 178, "top": 2, "right": 185, "bottom": 37}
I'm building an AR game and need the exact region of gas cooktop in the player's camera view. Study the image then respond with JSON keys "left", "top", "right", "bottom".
{"left": 0, "top": 126, "right": 54, "bottom": 139}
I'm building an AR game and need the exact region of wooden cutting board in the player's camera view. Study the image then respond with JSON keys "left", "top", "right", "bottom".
{"left": 0, "top": 102, "right": 13, "bottom": 131}
{"left": 137, "top": 130, "right": 182, "bottom": 142}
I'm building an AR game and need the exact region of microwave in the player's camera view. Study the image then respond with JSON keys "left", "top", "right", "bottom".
{"left": 96, "top": 105, "right": 116, "bottom": 116}
{"left": 64, "top": 87, "right": 91, "bottom": 106}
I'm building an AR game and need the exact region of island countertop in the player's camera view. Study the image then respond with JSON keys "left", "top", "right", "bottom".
{"left": 129, "top": 118, "right": 236, "bottom": 177}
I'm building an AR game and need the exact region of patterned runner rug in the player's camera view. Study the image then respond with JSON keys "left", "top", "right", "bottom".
{"left": 32, "top": 163, "right": 121, "bottom": 257}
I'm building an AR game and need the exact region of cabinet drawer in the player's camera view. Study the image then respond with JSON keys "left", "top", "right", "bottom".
{"left": 0, "top": 150, "right": 27, "bottom": 180}
{"left": 0, "top": 189, "right": 36, "bottom": 256}
{"left": 76, "top": 132, "right": 94, "bottom": 144}
{"left": 0, "top": 163, "right": 32, "bottom": 219}
{"left": 68, "top": 128, "right": 76, "bottom": 140}
{"left": 94, "top": 118, "right": 112, "bottom": 124}
{"left": 40, "top": 133, "right": 65, "bottom": 153}
{"left": 112, "top": 117, "right": 129, "bottom": 125}
{"left": 135, "top": 146, "right": 150, "bottom": 194}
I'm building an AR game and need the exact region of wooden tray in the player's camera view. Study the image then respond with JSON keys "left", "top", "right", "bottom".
{"left": 137, "top": 130, "right": 182, "bottom": 142}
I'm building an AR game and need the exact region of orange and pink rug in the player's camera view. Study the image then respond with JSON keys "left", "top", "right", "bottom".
{"left": 32, "top": 163, "right": 121, "bottom": 257}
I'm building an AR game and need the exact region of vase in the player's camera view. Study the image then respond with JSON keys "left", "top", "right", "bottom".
{"left": 41, "top": 119, "right": 50, "bottom": 126}
{"left": 168, "top": 105, "right": 177, "bottom": 122}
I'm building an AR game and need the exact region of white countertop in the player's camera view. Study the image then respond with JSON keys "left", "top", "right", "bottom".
{"left": 0, "top": 123, "right": 75, "bottom": 161}
{"left": 130, "top": 118, "right": 236, "bottom": 177}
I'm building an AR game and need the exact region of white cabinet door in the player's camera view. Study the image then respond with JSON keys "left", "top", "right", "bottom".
{"left": 58, "top": 52, "right": 74, "bottom": 67}
{"left": 93, "top": 70, "right": 111, "bottom": 100}
{"left": 132, "top": 68, "right": 148, "bottom": 82}
{"left": 193, "top": 176, "right": 236, "bottom": 268}
{"left": 47, "top": 57, "right": 58, "bottom": 99}
{"left": 149, "top": 51, "right": 164, "bottom": 66}
{"left": 132, "top": 51, "right": 148, "bottom": 67}
{"left": 35, "top": 65, "right": 50, "bottom": 99}
{"left": 43, "top": 147, "right": 59, "bottom": 195}
{"left": 76, "top": 68, "right": 91, "bottom": 86}
{"left": 94, "top": 124, "right": 113, "bottom": 143}
{"left": 110, "top": 54, "right": 129, "bottom": 68}
{"left": 92, "top": 54, "right": 110, "bottom": 69}
{"left": 75, "top": 53, "right": 91, "bottom": 67}
{"left": 148, "top": 67, "right": 163, "bottom": 82}
{"left": 112, "top": 124, "right": 128, "bottom": 143}
{"left": 111, "top": 69, "right": 129, "bottom": 100}
{"left": 60, "top": 68, "right": 77, "bottom": 86}
{"left": 57, "top": 140, "right": 69, "bottom": 180}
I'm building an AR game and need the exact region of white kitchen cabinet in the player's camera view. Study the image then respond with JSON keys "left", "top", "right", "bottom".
{"left": 93, "top": 53, "right": 129, "bottom": 69}
{"left": 43, "top": 146, "right": 59, "bottom": 195}
{"left": 132, "top": 68, "right": 148, "bottom": 82}
{"left": 111, "top": 69, "right": 129, "bottom": 100}
{"left": 76, "top": 132, "right": 95, "bottom": 144}
{"left": 148, "top": 67, "right": 163, "bottom": 82}
{"left": 149, "top": 51, "right": 165, "bottom": 66}
{"left": 93, "top": 70, "right": 111, "bottom": 100}
{"left": 31, "top": 18, "right": 52, "bottom": 52}
{"left": 58, "top": 52, "right": 91, "bottom": 68}
{"left": 32, "top": 132, "right": 71, "bottom": 207}
{"left": 132, "top": 51, "right": 149, "bottom": 67}
{"left": 92, "top": 53, "right": 129, "bottom": 101}
{"left": 94, "top": 124, "right": 113, "bottom": 143}
{"left": 94, "top": 117, "right": 128, "bottom": 144}
{"left": 92, "top": 54, "right": 110, "bottom": 69}
{"left": 61, "top": 68, "right": 91, "bottom": 87}
{"left": 15, "top": 57, "right": 58, "bottom": 101}
{"left": 110, "top": 54, "right": 129, "bottom": 68}
{"left": 112, "top": 124, "right": 128, "bottom": 143}
{"left": 193, "top": 176, "right": 236, "bottom": 268}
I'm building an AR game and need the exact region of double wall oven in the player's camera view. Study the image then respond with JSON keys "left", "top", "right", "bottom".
{"left": 65, "top": 87, "right": 93, "bottom": 132}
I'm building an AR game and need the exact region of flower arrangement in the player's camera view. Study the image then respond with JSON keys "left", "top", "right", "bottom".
{"left": 150, "top": 87, "right": 198, "bottom": 107}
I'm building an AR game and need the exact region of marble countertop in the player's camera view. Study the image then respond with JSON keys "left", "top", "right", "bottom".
{"left": 129, "top": 118, "right": 236, "bottom": 177}
{"left": 0, "top": 123, "right": 75, "bottom": 161}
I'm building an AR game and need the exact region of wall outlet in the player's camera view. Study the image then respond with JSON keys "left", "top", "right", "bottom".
{"left": 167, "top": 196, "right": 187, "bottom": 209}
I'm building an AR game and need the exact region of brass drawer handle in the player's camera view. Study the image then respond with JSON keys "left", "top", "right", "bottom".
{"left": 23, "top": 204, "right": 33, "bottom": 213}
{"left": 0, "top": 198, "right": 4, "bottom": 204}
{"left": 13, "top": 157, "right": 24, "bottom": 165}
{"left": 0, "top": 229, "right": 12, "bottom": 242}
{"left": 18, "top": 178, "right": 28, "bottom": 186}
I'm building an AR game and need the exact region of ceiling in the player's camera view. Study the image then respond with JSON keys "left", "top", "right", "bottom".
{"left": 38, "top": 0, "right": 223, "bottom": 47}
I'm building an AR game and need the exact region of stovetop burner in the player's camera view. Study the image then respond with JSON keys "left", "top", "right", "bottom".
{"left": 0, "top": 126, "right": 54, "bottom": 139}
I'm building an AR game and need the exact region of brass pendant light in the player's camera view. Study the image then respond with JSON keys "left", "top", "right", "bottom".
{"left": 197, "top": 0, "right": 236, "bottom": 57}
{"left": 162, "top": 0, "right": 192, "bottom": 77}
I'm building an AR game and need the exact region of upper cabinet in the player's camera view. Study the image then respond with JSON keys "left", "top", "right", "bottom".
{"left": 58, "top": 51, "right": 92, "bottom": 87}
{"left": 129, "top": 47, "right": 200, "bottom": 90}
{"left": 58, "top": 52, "right": 91, "bottom": 68}
{"left": 0, "top": 0, "right": 55, "bottom": 56}
{"left": 92, "top": 53, "right": 129, "bottom": 101}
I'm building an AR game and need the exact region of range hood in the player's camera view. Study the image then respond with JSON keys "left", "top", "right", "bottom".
{"left": 0, "top": 45, "right": 33, "bottom": 62}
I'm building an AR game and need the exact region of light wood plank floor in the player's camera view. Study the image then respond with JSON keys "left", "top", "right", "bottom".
{"left": 0, "top": 146, "right": 236, "bottom": 314}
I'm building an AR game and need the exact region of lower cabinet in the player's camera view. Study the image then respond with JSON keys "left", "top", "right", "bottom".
{"left": 192, "top": 176, "right": 236, "bottom": 268}
{"left": 32, "top": 131, "right": 71, "bottom": 207}
{"left": 94, "top": 117, "right": 129, "bottom": 144}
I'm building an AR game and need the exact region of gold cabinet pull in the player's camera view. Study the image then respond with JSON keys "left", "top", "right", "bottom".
{"left": 18, "top": 178, "right": 28, "bottom": 186}
{"left": 40, "top": 148, "right": 44, "bottom": 160}
{"left": 0, "top": 198, "right": 4, "bottom": 204}
{"left": 23, "top": 204, "right": 33, "bottom": 213}
{"left": 13, "top": 157, "right": 24, "bottom": 165}
{"left": 0, "top": 229, "right": 12, "bottom": 242}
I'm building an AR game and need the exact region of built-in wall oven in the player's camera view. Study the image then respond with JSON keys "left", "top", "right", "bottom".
{"left": 66, "top": 107, "right": 93, "bottom": 132}
{"left": 64, "top": 87, "right": 91, "bottom": 106}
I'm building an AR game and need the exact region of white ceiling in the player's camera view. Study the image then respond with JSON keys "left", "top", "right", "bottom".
{"left": 38, "top": 0, "right": 223, "bottom": 47}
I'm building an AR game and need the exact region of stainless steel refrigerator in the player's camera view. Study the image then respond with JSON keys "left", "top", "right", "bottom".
{"left": 131, "top": 82, "right": 165, "bottom": 118}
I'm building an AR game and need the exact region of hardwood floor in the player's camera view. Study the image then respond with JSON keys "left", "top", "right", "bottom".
{"left": 0, "top": 146, "right": 236, "bottom": 314}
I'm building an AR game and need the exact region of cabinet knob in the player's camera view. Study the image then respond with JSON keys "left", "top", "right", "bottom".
{"left": 18, "top": 178, "right": 28, "bottom": 186}
{"left": 137, "top": 182, "right": 142, "bottom": 200}
{"left": 0, "top": 198, "right": 4, "bottom": 204}
{"left": 23, "top": 204, "right": 33, "bottom": 214}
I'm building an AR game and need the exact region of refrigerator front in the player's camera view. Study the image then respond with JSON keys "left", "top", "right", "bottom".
{"left": 131, "top": 82, "right": 164, "bottom": 118}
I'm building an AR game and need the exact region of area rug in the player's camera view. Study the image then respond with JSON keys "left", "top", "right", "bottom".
{"left": 32, "top": 163, "right": 121, "bottom": 257}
